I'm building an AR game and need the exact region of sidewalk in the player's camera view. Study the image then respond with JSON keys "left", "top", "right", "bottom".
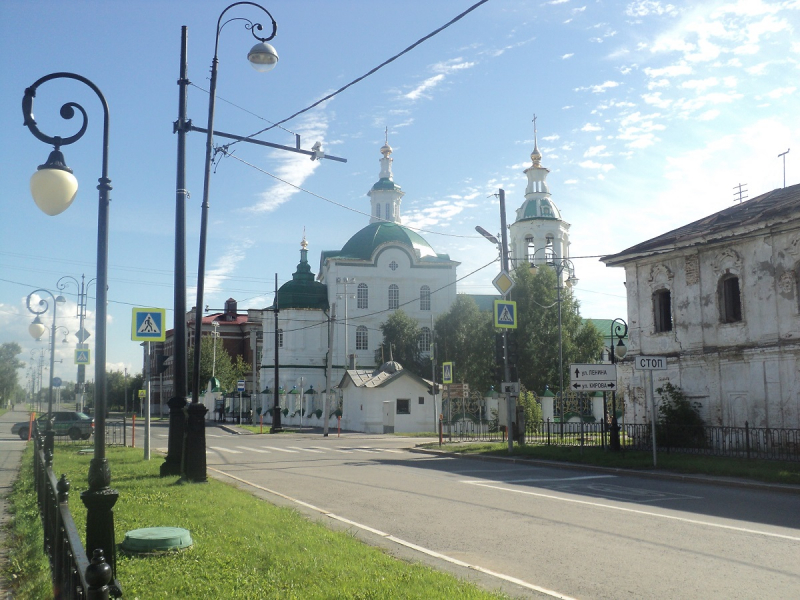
{"left": 0, "top": 407, "right": 26, "bottom": 599}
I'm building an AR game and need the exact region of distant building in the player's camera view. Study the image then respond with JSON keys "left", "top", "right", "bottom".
{"left": 602, "top": 183, "right": 800, "bottom": 429}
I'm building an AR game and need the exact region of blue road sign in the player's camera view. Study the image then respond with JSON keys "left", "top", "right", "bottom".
{"left": 132, "top": 308, "right": 166, "bottom": 341}
{"left": 493, "top": 300, "right": 517, "bottom": 329}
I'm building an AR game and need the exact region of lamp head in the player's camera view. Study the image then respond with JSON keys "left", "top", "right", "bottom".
{"left": 614, "top": 338, "right": 627, "bottom": 359}
{"left": 29, "top": 316, "right": 47, "bottom": 340}
{"left": 248, "top": 41, "right": 279, "bottom": 72}
{"left": 30, "top": 149, "right": 78, "bottom": 216}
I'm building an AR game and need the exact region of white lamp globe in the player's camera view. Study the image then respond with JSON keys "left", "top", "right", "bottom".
{"left": 247, "top": 42, "right": 279, "bottom": 73}
{"left": 30, "top": 150, "right": 78, "bottom": 216}
{"left": 29, "top": 317, "right": 47, "bottom": 340}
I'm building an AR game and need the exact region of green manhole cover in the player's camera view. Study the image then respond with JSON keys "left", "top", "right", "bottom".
{"left": 121, "top": 527, "right": 193, "bottom": 554}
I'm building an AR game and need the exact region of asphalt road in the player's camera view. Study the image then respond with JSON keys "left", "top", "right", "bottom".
{"left": 143, "top": 424, "right": 800, "bottom": 600}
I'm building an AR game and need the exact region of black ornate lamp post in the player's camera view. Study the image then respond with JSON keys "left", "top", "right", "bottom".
{"left": 57, "top": 274, "right": 96, "bottom": 412}
{"left": 609, "top": 318, "right": 628, "bottom": 451}
{"left": 26, "top": 288, "right": 66, "bottom": 438}
{"left": 184, "top": 2, "right": 279, "bottom": 483}
{"left": 22, "top": 72, "right": 119, "bottom": 589}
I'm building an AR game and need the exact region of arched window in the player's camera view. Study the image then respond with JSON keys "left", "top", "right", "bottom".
{"left": 420, "top": 285, "right": 431, "bottom": 311}
{"left": 719, "top": 274, "right": 742, "bottom": 323}
{"left": 356, "top": 326, "right": 368, "bottom": 350}
{"left": 653, "top": 289, "right": 672, "bottom": 333}
{"left": 418, "top": 327, "right": 432, "bottom": 353}
{"left": 525, "top": 235, "right": 534, "bottom": 263}
{"left": 388, "top": 284, "right": 399, "bottom": 310}
{"left": 545, "top": 235, "right": 555, "bottom": 263}
{"left": 386, "top": 203, "right": 392, "bottom": 220}
{"left": 375, "top": 203, "right": 381, "bottom": 219}
{"left": 357, "top": 283, "right": 368, "bottom": 309}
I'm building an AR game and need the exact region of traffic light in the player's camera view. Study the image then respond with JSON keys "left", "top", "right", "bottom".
{"left": 156, "top": 354, "right": 169, "bottom": 374}
{"left": 77, "top": 364, "right": 85, "bottom": 384}
{"left": 495, "top": 332, "right": 505, "bottom": 365}
{"left": 507, "top": 331, "right": 519, "bottom": 366}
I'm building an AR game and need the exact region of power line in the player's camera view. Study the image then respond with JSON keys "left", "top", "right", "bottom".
{"left": 226, "top": 0, "right": 492, "bottom": 147}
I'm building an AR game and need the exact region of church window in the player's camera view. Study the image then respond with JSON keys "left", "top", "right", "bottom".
{"left": 719, "top": 275, "right": 742, "bottom": 323}
{"left": 420, "top": 285, "right": 431, "bottom": 311}
{"left": 389, "top": 261, "right": 398, "bottom": 271}
{"left": 418, "top": 327, "right": 432, "bottom": 353}
{"left": 356, "top": 326, "right": 368, "bottom": 350}
{"left": 545, "top": 235, "right": 555, "bottom": 263}
{"left": 653, "top": 289, "right": 672, "bottom": 333}
{"left": 386, "top": 203, "right": 392, "bottom": 219}
{"left": 525, "top": 235, "right": 534, "bottom": 263}
{"left": 277, "top": 328, "right": 283, "bottom": 348}
{"left": 375, "top": 204, "right": 381, "bottom": 219}
{"left": 357, "top": 283, "right": 368, "bottom": 309}
{"left": 388, "top": 284, "right": 399, "bottom": 310}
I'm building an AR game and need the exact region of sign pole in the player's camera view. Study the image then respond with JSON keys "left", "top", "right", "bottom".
{"left": 649, "top": 370, "right": 657, "bottom": 467}
{"left": 145, "top": 341, "right": 151, "bottom": 460}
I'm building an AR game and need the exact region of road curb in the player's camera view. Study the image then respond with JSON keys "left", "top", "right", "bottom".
{"left": 409, "top": 447, "right": 800, "bottom": 495}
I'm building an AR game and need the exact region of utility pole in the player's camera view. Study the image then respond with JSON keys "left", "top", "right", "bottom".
{"left": 324, "top": 303, "right": 335, "bottom": 437}
{"left": 271, "top": 273, "right": 282, "bottom": 433}
{"left": 779, "top": 148, "right": 790, "bottom": 188}
{"left": 336, "top": 278, "right": 355, "bottom": 370}
{"left": 499, "top": 188, "right": 513, "bottom": 453}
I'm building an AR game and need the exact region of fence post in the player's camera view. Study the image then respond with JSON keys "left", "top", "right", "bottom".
{"left": 745, "top": 421, "right": 750, "bottom": 460}
{"left": 547, "top": 418, "right": 551, "bottom": 446}
{"left": 85, "top": 548, "right": 112, "bottom": 600}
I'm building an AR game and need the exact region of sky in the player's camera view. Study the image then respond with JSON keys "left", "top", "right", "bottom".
{"left": 1, "top": 0, "right": 798, "bottom": 387}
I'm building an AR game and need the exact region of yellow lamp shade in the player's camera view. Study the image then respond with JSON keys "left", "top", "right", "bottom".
{"left": 30, "top": 167, "right": 78, "bottom": 216}
{"left": 29, "top": 320, "right": 47, "bottom": 340}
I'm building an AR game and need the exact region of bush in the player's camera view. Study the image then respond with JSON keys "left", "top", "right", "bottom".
{"left": 518, "top": 390, "right": 542, "bottom": 432}
{"left": 655, "top": 383, "right": 706, "bottom": 448}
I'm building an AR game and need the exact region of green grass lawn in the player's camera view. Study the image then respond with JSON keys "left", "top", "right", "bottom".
{"left": 5, "top": 445, "right": 508, "bottom": 599}
{"left": 425, "top": 441, "right": 800, "bottom": 485}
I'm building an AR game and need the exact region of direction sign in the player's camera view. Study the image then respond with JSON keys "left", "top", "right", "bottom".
{"left": 75, "top": 348, "right": 91, "bottom": 365}
{"left": 570, "top": 363, "right": 618, "bottom": 391}
{"left": 237, "top": 380, "right": 246, "bottom": 392}
{"left": 493, "top": 300, "right": 517, "bottom": 329}
{"left": 132, "top": 308, "right": 166, "bottom": 341}
{"left": 634, "top": 356, "right": 667, "bottom": 370}
{"left": 442, "top": 362, "right": 454, "bottom": 384}
{"left": 445, "top": 383, "right": 469, "bottom": 398}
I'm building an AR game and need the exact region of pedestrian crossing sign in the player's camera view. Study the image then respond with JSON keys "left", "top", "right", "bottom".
{"left": 493, "top": 300, "right": 517, "bottom": 329}
{"left": 75, "top": 348, "right": 91, "bottom": 365}
{"left": 442, "top": 362, "right": 454, "bottom": 384}
{"left": 132, "top": 307, "right": 166, "bottom": 341}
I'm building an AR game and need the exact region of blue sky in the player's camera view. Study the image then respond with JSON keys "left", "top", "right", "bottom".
{"left": 2, "top": 0, "right": 798, "bottom": 383}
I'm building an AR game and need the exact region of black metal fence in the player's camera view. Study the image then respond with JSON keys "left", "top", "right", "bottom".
{"left": 50, "top": 420, "right": 126, "bottom": 447}
{"left": 31, "top": 423, "right": 117, "bottom": 599}
{"left": 441, "top": 418, "right": 800, "bottom": 462}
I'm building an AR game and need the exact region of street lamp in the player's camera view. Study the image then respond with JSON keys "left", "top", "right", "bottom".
{"left": 529, "top": 247, "right": 578, "bottom": 427}
{"left": 186, "top": 2, "right": 279, "bottom": 483}
{"left": 26, "top": 289, "right": 66, "bottom": 428}
{"left": 609, "top": 318, "right": 628, "bottom": 451}
{"left": 57, "top": 274, "right": 96, "bottom": 412}
{"left": 22, "top": 72, "right": 118, "bottom": 589}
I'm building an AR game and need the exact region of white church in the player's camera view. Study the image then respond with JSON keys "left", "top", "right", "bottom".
{"left": 254, "top": 130, "right": 575, "bottom": 431}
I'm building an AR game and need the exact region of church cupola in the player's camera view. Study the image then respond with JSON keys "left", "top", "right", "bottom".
{"left": 508, "top": 117, "right": 571, "bottom": 272}
{"left": 368, "top": 130, "right": 404, "bottom": 225}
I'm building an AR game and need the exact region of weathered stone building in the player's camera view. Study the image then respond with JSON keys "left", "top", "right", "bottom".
{"left": 602, "top": 183, "right": 800, "bottom": 429}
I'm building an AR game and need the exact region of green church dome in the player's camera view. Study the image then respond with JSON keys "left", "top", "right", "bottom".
{"left": 276, "top": 239, "right": 329, "bottom": 310}
{"left": 332, "top": 222, "right": 449, "bottom": 262}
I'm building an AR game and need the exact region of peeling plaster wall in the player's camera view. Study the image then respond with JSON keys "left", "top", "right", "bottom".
{"left": 619, "top": 226, "right": 800, "bottom": 429}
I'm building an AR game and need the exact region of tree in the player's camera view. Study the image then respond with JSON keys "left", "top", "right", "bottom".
{"left": 379, "top": 310, "right": 423, "bottom": 377}
{"left": 0, "top": 342, "right": 23, "bottom": 408}
{"left": 433, "top": 295, "right": 495, "bottom": 393}
{"left": 510, "top": 265, "right": 604, "bottom": 395}
{"left": 196, "top": 334, "right": 234, "bottom": 394}
{"left": 656, "top": 383, "right": 705, "bottom": 448}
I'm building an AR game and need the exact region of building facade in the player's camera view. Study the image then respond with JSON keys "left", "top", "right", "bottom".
{"left": 602, "top": 183, "right": 800, "bottom": 429}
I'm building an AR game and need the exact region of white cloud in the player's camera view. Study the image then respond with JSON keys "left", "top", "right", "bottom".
{"left": 584, "top": 145, "right": 608, "bottom": 157}
{"left": 432, "top": 58, "right": 477, "bottom": 74}
{"left": 745, "top": 61, "right": 770, "bottom": 75}
{"left": 581, "top": 123, "right": 602, "bottom": 131}
{"left": 404, "top": 74, "right": 446, "bottom": 101}
{"left": 643, "top": 63, "right": 692, "bottom": 78}
{"left": 697, "top": 109, "right": 720, "bottom": 120}
{"left": 580, "top": 160, "right": 615, "bottom": 171}
{"left": 680, "top": 77, "right": 718, "bottom": 92}
{"left": 546, "top": 0, "right": 570, "bottom": 4}
{"left": 576, "top": 81, "right": 621, "bottom": 94}
{"left": 542, "top": 134, "right": 561, "bottom": 141}
{"left": 625, "top": 1, "right": 678, "bottom": 17}
{"left": 642, "top": 92, "right": 671, "bottom": 108}
{"left": 765, "top": 86, "right": 796, "bottom": 99}
{"left": 572, "top": 6, "right": 586, "bottom": 14}
{"left": 647, "top": 78, "right": 670, "bottom": 90}
{"left": 562, "top": 53, "right": 574, "bottom": 59}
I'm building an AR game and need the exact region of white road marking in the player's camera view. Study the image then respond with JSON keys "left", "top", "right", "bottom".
{"left": 287, "top": 446, "right": 325, "bottom": 454}
{"left": 208, "top": 446, "right": 242, "bottom": 454}
{"left": 210, "top": 467, "right": 575, "bottom": 600}
{"left": 265, "top": 446, "right": 298, "bottom": 453}
{"left": 351, "top": 447, "right": 380, "bottom": 453}
{"left": 309, "top": 446, "right": 352, "bottom": 453}
{"left": 382, "top": 449, "right": 404, "bottom": 454}
{"left": 460, "top": 475, "right": 617, "bottom": 484}
{"left": 236, "top": 446, "right": 270, "bottom": 453}
{"left": 464, "top": 482, "right": 800, "bottom": 541}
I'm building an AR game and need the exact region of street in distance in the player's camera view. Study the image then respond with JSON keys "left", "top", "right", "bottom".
{"left": 570, "top": 364, "right": 617, "bottom": 391}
